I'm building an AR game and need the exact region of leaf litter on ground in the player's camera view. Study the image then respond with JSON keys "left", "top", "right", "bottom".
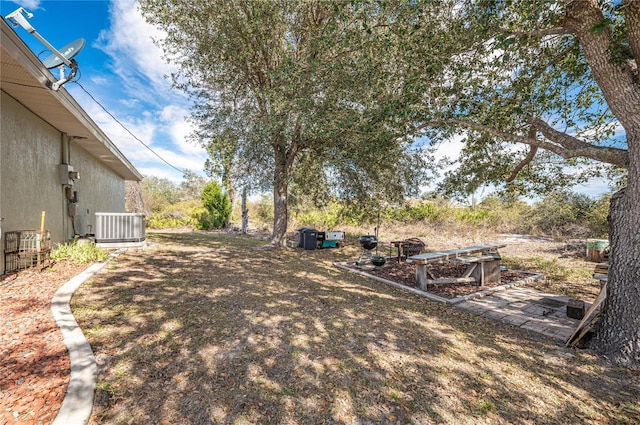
{"left": 70, "top": 231, "right": 639, "bottom": 425}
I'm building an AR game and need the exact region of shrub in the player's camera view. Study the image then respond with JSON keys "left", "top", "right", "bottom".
{"left": 455, "top": 208, "right": 491, "bottom": 224}
{"left": 523, "top": 191, "right": 601, "bottom": 237}
{"left": 51, "top": 240, "right": 109, "bottom": 264}
{"left": 585, "top": 193, "right": 611, "bottom": 238}
{"left": 250, "top": 195, "right": 275, "bottom": 227}
{"left": 146, "top": 200, "right": 204, "bottom": 229}
{"left": 198, "top": 182, "right": 232, "bottom": 230}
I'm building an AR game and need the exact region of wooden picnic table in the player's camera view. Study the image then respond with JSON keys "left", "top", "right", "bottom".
{"left": 409, "top": 243, "right": 506, "bottom": 290}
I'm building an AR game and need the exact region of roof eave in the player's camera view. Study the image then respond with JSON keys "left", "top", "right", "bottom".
{"left": 1, "top": 19, "right": 143, "bottom": 181}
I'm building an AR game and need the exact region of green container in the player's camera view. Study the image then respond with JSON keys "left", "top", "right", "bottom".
{"left": 322, "top": 240, "right": 337, "bottom": 248}
{"left": 587, "top": 239, "right": 609, "bottom": 251}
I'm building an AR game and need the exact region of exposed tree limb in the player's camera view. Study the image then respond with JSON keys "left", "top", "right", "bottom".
{"left": 506, "top": 127, "right": 538, "bottom": 182}
{"left": 418, "top": 117, "right": 629, "bottom": 168}
{"left": 564, "top": 0, "right": 640, "bottom": 124}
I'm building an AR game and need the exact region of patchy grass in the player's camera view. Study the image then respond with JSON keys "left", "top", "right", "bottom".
{"left": 72, "top": 231, "right": 639, "bottom": 425}
{"left": 501, "top": 255, "right": 597, "bottom": 299}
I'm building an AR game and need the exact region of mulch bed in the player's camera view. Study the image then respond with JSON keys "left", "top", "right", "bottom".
{"left": 0, "top": 261, "right": 88, "bottom": 425}
{"left": 346, "top": 260, "right": 531, "bottom": 299}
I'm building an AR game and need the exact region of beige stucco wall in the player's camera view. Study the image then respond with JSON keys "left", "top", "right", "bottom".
{"left": 1, "top": 91, "right": 127, "bottom": 273}
{"left": 1, "top": 91, "right": 66, "bottom": 245}
{"left": 68, "top": 140, "right": 126, "bottom": 236}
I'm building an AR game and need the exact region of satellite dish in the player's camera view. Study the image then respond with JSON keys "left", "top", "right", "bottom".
{"left": 42, "top": 38, "right": 85, "bottom": 69}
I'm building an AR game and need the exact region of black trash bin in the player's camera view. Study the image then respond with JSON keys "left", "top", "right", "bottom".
{"left": 300, "top": 228, "right": 318, "bottom": 250}
{"left": 297, "top": 227, "right": 315, "bottom": 248}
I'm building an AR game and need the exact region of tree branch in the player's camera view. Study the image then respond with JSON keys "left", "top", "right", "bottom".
{"left": 519, "top": 41, "right": 578, "bottom": 87}
{"left": 564, "top": 1, "right": 640, "bottom": 124}
{"left": 418, "top": 117, "right": 629, "bottom": 168}
{"left": 506, "top": 128, "right": 538, "bottom": 182}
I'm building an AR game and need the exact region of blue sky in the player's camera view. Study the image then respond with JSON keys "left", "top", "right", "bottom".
{"left": 2, "top": 0, "right": 615, "bottom": 200}
{"left": 1, "top": 0, "right": 206, "bottom": 183}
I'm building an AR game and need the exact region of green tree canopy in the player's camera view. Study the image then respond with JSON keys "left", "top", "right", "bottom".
{"left": 399, "top": 0, "right": 630, "bottom": 198}
{"left": 141, "top": 175, "right": 181, "bottom": 214}
{"left": 140, "top": 0, "right": 433, "bottom": 245}
{"left": 179, "top": 169, "right": 208, "bottom": 202}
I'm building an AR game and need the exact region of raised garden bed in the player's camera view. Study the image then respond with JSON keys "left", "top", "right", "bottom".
{"left": 340, "top": 259, "right": 541, "bottom": 301}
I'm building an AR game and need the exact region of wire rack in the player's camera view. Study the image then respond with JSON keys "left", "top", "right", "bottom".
{"left": 4, "top": 230, "right": 51, "bottom": 273}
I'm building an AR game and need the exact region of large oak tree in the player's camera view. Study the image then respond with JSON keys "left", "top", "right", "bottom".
{"left": 399, "top": 0, "right": 638, "bottom": 368}
{"left": 139, "top": 0, "right": 429, "bottom": 246}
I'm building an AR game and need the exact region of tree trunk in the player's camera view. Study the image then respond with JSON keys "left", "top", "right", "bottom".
{"left": 591, "top": 134, "right": 640, "bottom": 369}
{"left": 222, "top": 170, "right": 235, "bottom": 208}
{"left": 125, "top": 181, "right": 150, "bottom": 215}
{"left": 241, "top": 186, "right": 248, "bottom": 234}
{"left": 271, "top": 145, "right": 293, "bottom": 247}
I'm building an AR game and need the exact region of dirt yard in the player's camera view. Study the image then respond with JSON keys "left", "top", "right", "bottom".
{"left": 2, "top": 230, "right": 633, "bottom": 425}
{"left": 70, "top": 231, "right": 635, "bottom": 424}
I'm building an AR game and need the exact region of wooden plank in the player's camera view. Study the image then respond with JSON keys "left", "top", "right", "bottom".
{"left": 426, "top": 268, "right": 436, "bottom": 280}
{"left": 566, "top": 281, "right": 607, "bottom": 347}
{"left": 415, "top": 265, "right": 470, "bottom": 290}
{"left": 472, "top": 258, "right": 501, "bottom": 286}
{"left": 452, "top": 255, "right": 498, "bottom": 263}
{"left": 409, "top": 243, "right": 506, "bottom": 264}
{"left": 426, "top": 277, "right": 476, "bottom": 285}
{"left": 593, "top": 263, "right": 609, "bottom": 274}
{"left": 415, "top": 264, "right": 429, "bottom": 291}
{"left": 462, "top": 263, "right": 477, "bottom": 278}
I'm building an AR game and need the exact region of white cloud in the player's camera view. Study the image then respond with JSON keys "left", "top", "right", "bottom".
{"left": 159, "top": 104, "right": 184, "bottom": 122}
{"left": 9, "top": 0, "right": 40, "bottom": 10}
{"left": 159, "top": 105, "right": 205, "bottom": 156}
{"left": 70, "top": 82, "right": 206, "bottom": 182}
{"left": 137, "top": 166, "right": 184, "bottom": 183}
{"left": 574, "top": 178, "right": 614, "bottom": 198}
{"left": 89, "top": 75, "right": 109, "bottom": 86}
{"left": 95, "top": 0, "right": 182, "bottom": 102}
{"left": 153, "top": 146, "right": 205, "bottom": 171}
{"left": 70, "top": 0, "right": 205, "bottom": 184}
{"left": 431, "top": 134, "right": 465, "bottom": 164}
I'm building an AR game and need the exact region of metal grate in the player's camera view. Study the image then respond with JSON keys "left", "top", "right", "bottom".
{"left": 4, "top": 230, "right": 51, "bottom": 273}
{"left": 95, "top": 213, "right": 146, "bottom": 243}
{"left": 402, "top": 237, "right": 426, "bottom": 257}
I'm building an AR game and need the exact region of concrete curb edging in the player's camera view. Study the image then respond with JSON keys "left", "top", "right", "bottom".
{"left": 51, "top": 250, "right": 122, "bottom": 425}
{"left": 334, "top": 261, "right": 545, "bottom": 304}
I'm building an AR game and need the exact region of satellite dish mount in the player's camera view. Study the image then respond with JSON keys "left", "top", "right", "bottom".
{"left": 5, "top": 7, "right": 85, "bottom": 91}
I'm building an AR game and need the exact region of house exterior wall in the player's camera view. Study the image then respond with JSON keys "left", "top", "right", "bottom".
{"left": 68, "top": 140, "right": 126, "bottom": 237}
{"left": 1, "top": 91, "right": 66, "bottom": 256}
{"left": 1, "top": 91, "right": 127, "bottom": 273}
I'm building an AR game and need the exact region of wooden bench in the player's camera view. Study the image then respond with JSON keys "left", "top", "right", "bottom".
{"left": 409, "top": 243, "right": 506, "bottom": 291}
